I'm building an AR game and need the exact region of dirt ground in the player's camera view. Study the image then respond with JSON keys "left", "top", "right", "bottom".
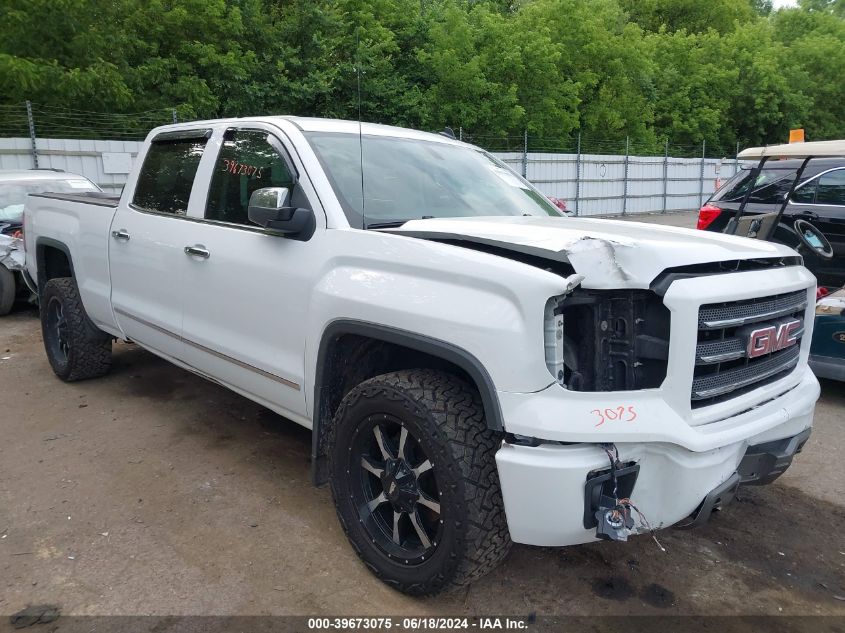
{"left": 1, "top": 213, "right": 844, "bottom": 618}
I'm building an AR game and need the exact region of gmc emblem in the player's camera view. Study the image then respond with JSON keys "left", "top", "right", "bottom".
{"left": 747, "top": 319, "right": 802, "bottom": 359}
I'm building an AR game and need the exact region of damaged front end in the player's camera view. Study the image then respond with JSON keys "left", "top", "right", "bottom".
{"left": 0, "top": 233, "right": 25, "bottom": 272}
{"left": 545, "top": 287, "right": 671, "bottom": 392}
{"left": 0, "top": 232, "right": 36, "bottom": 311}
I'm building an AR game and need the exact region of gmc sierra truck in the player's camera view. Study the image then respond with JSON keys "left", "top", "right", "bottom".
{"left": 24, "top": 117, "right": 819, "bottom": 595}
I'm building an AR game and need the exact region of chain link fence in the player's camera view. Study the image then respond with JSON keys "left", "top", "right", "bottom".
{"left": 0, "top": 102, "right": 743, "bottom": 212}
{"left": 0, "top": 102, "right": 182, "bottom": 191}
{"left": 0, "top": 102, "right": 179, "bottom": 141}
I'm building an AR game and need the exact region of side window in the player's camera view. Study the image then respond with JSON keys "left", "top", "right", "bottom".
{"left": 815, "top": 169, "right": 845, "bottom": 205}
{"left": 205, "top": 129, "right": 295, "bottom": 226}
{"left": 792, "top": 179, "right": 816, "bottom": 204}
{"left": 747, "top": 172, "right": 798, "bottom": 204}
{"left": 715, "top": 168, "right": 797, "bottom": 203}
{"left": 133, "top": 135, "right": 208, "bottom": 215}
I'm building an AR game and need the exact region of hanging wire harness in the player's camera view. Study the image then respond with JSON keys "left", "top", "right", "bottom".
{"left": 594, "top": 443, "right": 665, "bottom": 552}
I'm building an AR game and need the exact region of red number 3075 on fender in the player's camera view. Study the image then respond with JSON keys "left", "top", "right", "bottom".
{"left": 591, "top": 406, "right": 638, "bottom": 427}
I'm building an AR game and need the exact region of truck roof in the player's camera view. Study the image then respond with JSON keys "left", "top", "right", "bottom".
{"left": 151, "top": 116, "right": 467, "bottom": 147}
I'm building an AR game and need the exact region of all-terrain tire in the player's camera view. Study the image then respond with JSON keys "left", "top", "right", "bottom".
{"left": 329, "top": 369, "right": 511, "bottom": 596}
{"left": 0, "top": 266, "right": 15, "bottom": 315}
{"left": 40, "top": 277, "right": 112, "bottom": 381}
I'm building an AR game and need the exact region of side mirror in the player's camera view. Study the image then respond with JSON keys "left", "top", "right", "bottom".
{"left": 248, "top": 187, "right": 315, "bottom": 240}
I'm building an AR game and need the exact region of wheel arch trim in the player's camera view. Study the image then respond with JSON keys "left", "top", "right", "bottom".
{"left": 310, "top": 319, "right": 505, "bottom": 486}
{"left": 34, "top": 236, "right": 75, "bottom": 289}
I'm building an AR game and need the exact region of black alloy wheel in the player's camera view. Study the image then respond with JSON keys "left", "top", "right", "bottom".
{"left": 329, "top": 369, "right": 511, "bottom": 595}
{"left": 44, "top": 295, "right": 70, "bottom": 363}
{"left": 351, "top": 414, "right": 442, "bottom": 565}
{"left": 39, "top": 277, "right": 112, "bottom": 381}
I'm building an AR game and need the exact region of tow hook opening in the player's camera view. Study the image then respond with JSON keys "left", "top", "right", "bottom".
{"left": 583, "top": 462, "right": 640, "bottom": 533}
{"left": 583, "top": 444, "right": 642, "bottom": 542}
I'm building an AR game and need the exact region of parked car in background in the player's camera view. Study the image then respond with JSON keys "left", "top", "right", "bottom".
{"left": 811, "top": 287, "right": 845, "bottom": 381}
{"left": 0, "top": 169, "right": 100, "bottom": 315}
{"left": 703, "top": 140, "right": 845, "bottom": 384}
{"left": 546, "top": 195, "right": 571, "bottom": 215}
{"left": 697, "top": 158, "right": 845, "bottom": 290}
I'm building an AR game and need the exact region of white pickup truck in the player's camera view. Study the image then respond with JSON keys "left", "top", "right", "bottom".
{"left": 24, "top": 117, "right": 819, "bottom": 595}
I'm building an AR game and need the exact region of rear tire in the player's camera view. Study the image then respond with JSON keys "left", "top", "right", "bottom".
{"left": 329, "top": 369, "right": 511, "bottom": 595}
{"left": 0, "top": 266, "right": 15, "bottom": 315}
{"left": 40, "top": 277, "right": 112, "bottom": 381}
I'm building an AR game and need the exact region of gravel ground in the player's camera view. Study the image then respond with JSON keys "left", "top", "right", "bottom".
{"left": 1, "top": 212, "right": 843, "bottom": 619}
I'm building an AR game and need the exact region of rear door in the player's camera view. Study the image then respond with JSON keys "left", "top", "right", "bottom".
{"left": 790, "top": 167, "right": 845, "bottom": 287}
{"left": 109, "top": 129, "right": 210, "bottom": 359}
{"left": 176, "top": 124, "right": 324, "bottom": 422}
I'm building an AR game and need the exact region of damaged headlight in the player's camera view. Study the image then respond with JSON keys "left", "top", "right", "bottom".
{"left": 544, "top": 289, "right": 671, "bottom": 391}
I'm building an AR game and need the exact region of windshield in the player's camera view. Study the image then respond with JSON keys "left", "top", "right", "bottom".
{"left": 305, "top": 132, "right": 562, "bottom": 228}
{"left": 0, "top": 176, "right": 99, "bottom": 223}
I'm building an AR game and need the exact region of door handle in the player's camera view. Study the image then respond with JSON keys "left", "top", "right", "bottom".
{"left": 111, "top": 229, "right": 130, "bottom": 241}
{"left": 798, "top": 210, "right": 819, "bottom": 220}
{"left": 184, "top": 245, "right": 211, "bottom": 259}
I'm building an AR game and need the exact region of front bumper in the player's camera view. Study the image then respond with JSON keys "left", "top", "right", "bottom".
{"left": 737, "top": 426, "right": 811, "bottom": 486}
{"left": 495, "top": 371, "right": 817, "bottom": 547}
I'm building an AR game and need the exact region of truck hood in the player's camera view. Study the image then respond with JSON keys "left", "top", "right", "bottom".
{"left": 386, "top": 216, "right": 799, "bottom": 288}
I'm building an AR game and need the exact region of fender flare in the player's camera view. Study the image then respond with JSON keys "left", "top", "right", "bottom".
{"left": 311, "top": 319, "right": 504, "bottom": 485}
{"left": 34, "top": 237, "right": 75, "bottom": 289}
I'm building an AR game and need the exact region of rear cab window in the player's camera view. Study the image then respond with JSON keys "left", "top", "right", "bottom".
{"left": 132, "top": 131, "right": 209, "bottom": 215}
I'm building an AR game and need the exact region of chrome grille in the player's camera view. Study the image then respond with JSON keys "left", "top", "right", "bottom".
{"left": 698, "top": 290, "right": 807, "bottom": 330}
{"left": 692, "top": 290, "right": 807, "bottom": 407}
{"left": 695, "top": 338, "right": 745, "bottom": 364}
{"left": 692, "top": 346, "right": 800, "bottom": 400}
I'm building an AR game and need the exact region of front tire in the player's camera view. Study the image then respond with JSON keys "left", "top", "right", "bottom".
{"left": 0, "top": 266, "right": 15, "bottom": 315}
{"left": 329, "top": 369, "right": 511, "bottom": 595}
{"left": 40, "top": 277, "right": 112, "bottom": 381}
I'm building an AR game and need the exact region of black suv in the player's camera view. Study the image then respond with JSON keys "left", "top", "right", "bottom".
{"left": 698, "top": 158, "right": 845, "bottom": 288}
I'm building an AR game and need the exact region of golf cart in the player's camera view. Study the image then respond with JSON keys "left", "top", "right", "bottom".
{"left": 726, "top": 140, "right": 845, "bottom": 381}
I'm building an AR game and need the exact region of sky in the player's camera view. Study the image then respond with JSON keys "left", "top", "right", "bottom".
{"left": 772, "top": 0, "right": 798, "bottom": 7}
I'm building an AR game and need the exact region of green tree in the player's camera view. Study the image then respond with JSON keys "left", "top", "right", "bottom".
{"left": 417, "top": 3, "right": 524, "bottom": 137}
{"left": 648, "top": 29, "right": 733, "bottom": 149}
{"left": 517, "top": 0, "right": 656, "bottom": 144}
{"left": 619, "top": 0, "right": 757, "bottom": 34}
{"left": 0, "top": 0, "right": 131, "bottom": 109}
{"left": 772, "top": 7, "right": 845, "bottom": 139}
{"left": 799, "top": 0, "right": 845, "bottom": 17}
{"left": 721, "top": 21, "right": 812, "bottom": 146}
{"left": 1, "top": 0, "right": 844, "bottom": 149}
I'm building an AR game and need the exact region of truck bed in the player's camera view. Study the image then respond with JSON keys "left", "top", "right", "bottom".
{"left": 25, "top": 190, "right": 122, "bottom": 334}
